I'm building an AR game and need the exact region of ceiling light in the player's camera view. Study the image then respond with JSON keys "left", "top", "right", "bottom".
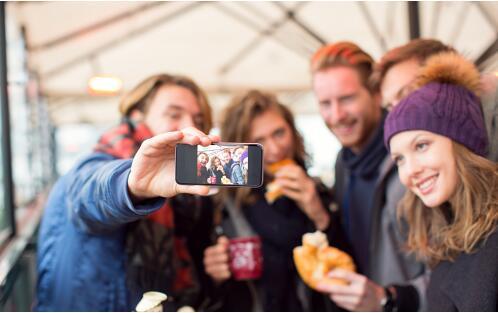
{"left": 88, "top": 75, "right": 122, "bottom": 95}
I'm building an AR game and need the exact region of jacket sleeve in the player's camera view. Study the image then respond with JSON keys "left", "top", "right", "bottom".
{"left": 391, "top": 269, "right": 429, "bottom": 311}
{"left": 314, "top": 178, "right": 352, "bottom": 254}
{"left": 232, "top": 166, "right": 244, "bottom": 184}
{"left": 66, "top": 153, "right": 165, "bottom": 234}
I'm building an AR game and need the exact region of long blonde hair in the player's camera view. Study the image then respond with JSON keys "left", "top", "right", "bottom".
{"left": 399, "top": 142, "right": 498, "bottom": 266}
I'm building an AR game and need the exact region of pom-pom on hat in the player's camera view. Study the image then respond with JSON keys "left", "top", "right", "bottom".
{"left": 384, "top": 52, "right": 488, "bottom": 157}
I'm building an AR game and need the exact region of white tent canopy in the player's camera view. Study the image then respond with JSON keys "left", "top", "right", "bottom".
{"left": 6, "top": 1, "right": 498, "bottom": 125}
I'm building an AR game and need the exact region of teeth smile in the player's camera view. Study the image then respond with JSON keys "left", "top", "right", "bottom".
{"left": 335, "top": 123, "right": 355, "bottom": 133}
{"left": 416, "top": 176, "right": 437, "bottom": 193}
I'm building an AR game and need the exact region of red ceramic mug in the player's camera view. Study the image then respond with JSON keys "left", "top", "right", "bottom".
{"left": 208, "top": 175, "right": 217, "bottom": 184}
{"left": 228, "top": 236, "right": 263, "bottom": 280}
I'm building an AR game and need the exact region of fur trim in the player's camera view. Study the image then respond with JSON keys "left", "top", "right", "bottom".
{"left": 415, "top": 52, "right": 481, "bottom": 95}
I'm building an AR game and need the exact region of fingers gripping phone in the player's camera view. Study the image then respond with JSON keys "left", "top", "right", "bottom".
{"left": 176, "top": 143, "right": 264, "bottom": 187}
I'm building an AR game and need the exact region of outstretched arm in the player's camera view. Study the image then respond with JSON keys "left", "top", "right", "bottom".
{"left": 68, "top": 127, "right": 219, "bottom": 234}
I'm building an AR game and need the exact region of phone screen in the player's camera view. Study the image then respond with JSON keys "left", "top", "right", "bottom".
{"left": 175, "top": 143, "right": 263, "bottom": 187}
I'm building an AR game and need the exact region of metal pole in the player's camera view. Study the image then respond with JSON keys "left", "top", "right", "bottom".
{"left": 358, "top": 2, "right": 387, "bottom": 52}
{"left": 272, "top": 2, "right": 326, "bottom": 45}
{"left": 408, "top": 2, "right": 421, "bottom": 39}
{"left": 218, "top": 2, "right": 308, "bottom": 75}
{"left": 0, "top": 2, "right": 16, "bottom": 236}
{"left": 43, "top": 2, "right": 204, "bottom": 79}
{"left": 29, "top": 2, "right": 165, "bottom": 52}
{"left": 213, "top": 3, "right": 308, "bottom": 60}
{"left": 475, "top": 37, "right": 498, "bottom": 67}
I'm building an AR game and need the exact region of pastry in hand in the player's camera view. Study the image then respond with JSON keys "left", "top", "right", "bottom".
{"left": 221, "top": 175, "right": 231, "bottom": 185}
{"left": 266, "top": 159, "right": 295, "bottom": 175}
{"left": 293, "top": 231, "right": 355, "bottom": 289}
{"left": 265, "top": 181, "right": 283, "bottom": 204}
{"left": 136, "top": 291, "right": 167, "bottom": 312}
{"left": 264, "top": 159, "right": 295, "bottom": 203}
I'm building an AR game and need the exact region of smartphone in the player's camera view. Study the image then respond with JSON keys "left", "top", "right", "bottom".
{"left": 176, "top": 143, "right": 264, "bottom": 187}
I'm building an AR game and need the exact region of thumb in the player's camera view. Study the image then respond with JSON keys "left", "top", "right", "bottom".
{"left": 328, "top": 269, "right": 359, "bottom": 282}
{"left": 218, "top": 236, "right": 230, "bottom": 249}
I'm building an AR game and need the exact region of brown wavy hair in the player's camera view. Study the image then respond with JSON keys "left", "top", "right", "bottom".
{"left": 118, "top": 73, "right": 212, "bottom": 133}
{"left": 370, "top": 38, "right": 455, "bottom": 92}
{"left": 218, "top": 90, "right": 308, "bottom": 209}
{"left": 399, "top": 142, "right": 498, "bottom": 267}
{"left": 210, "top": 156, "right": 222, "bottom": 171}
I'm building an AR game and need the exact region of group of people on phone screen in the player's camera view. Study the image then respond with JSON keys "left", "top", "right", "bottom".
{"left": 197, "top": 147, "right": 248, "bottom": 185}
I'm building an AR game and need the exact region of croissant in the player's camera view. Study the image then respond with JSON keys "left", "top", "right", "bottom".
{"left": 293, "top": 231, "right": 355, "bottom": 289}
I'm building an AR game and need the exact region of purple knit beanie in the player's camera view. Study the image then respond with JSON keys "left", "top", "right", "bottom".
{"left": 384, "top": 54, "right": 489, "bottom": 157}
{"left": 240, "top": 150, "right": 248, "bottom": 163}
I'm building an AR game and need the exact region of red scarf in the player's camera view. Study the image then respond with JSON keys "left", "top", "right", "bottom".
{"left": 95, "top": 112, "right": 199, "bottom": 303}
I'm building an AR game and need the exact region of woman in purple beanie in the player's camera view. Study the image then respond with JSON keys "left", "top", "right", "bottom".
{"left": 240, "top": 149, "right": 249, "bottom": 183}
{"left": 384, "top": 52, "right": 498, "bottom": 311}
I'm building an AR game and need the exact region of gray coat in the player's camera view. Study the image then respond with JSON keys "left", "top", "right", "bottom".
{"left": 368, "top": 158, "right": 424, "bottom": 283}
{"left": 482, "top": 75, "right": 498, "bottom": 162}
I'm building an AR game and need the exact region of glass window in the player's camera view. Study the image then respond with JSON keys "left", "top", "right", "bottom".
{"left": 0, "top": 103, "right": 6, "bottom": 233}
{"left": 0, "top": 2, "right": 13, "bottom": 241}
{"left": 5, "top": 6, "right": 56, "bottom": 208}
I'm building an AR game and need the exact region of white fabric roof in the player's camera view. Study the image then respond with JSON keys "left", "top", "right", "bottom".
{"left": 6, "top": 1, "right": 498, "bottom": 125}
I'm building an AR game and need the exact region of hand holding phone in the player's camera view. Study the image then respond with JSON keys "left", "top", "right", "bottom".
{"left": 128, "top": 127, "right": 220, "bottom": 201}
{"left": 176, "top": 143, "right": 264, "bottom": 187}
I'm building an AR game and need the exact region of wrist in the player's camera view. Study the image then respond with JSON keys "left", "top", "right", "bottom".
{"left": 313, "top": 210, "right": 330, "bottom": 230}
{"left": 305, "top": 195, "right": 329, "bottom": 229}
{"left": 379, "top": 285, "right": 397, "bottom": 312}
{"left": 128, "top": 186, "right": 147, "bottom": 204}
{"left": 127, "top": 179, "right": 153, "bottom": 203}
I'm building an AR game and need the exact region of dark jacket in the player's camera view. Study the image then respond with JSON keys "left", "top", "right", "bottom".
{"left": 199, "top": 165, "right": 210, "bottom": 184}
{"left": 223, "top": 159, "right": 234, "bottom": 181}
{"left": 209, "top": 181, "right": 344, "bottom": 311}
{"left": 210, "top": 168, "right": 225, "bottom": 184}
{"left": 427, "top": 229, "right": 498, "bottom": 311}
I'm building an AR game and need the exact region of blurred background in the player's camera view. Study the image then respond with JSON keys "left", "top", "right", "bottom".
{"left": 0, "top": 1, "right": 497, "bottom": 310}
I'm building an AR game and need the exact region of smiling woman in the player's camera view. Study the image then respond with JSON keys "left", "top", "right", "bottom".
{"left": 384, "top": 52, "right": 498, "bottom": 311}
{"left": 390, "top": 130, "right": 458, "bottom": 208}
{"left": 203, "top": 90, "right": 335, "bottom": 311}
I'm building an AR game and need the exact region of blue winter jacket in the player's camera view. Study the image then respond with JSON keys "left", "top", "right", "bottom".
{"left": 230, "top": 162, "right": 244, "bottom": 185}
{"left": 36, "top": 152, "right": 165, "bottom": 311}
